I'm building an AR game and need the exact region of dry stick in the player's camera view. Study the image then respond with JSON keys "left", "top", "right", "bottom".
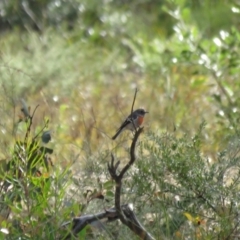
{"left": 131, "top": 88, "right": 138, "bottom": 115}
{"left": 63, "top": 204, "right": 139, "bottom": 240}
{"left": 67, "top": 204, "right": 127, "bottom": 237}
{"left": 119, "top": 127, "right": 143, "bottom": 179}
{"left": 108, "top": 128, "right": 155, "bottom": 240}
{"left": 131, "top": 88, "right": 138, "bottom": 131}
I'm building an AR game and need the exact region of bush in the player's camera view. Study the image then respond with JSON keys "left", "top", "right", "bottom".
{"left": 0, "top": 102, "right": 74, "bottom": 239}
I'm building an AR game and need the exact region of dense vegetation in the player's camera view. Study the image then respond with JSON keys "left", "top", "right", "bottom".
{"left": 1, "top": 0, "right": 240, "bottom": 239}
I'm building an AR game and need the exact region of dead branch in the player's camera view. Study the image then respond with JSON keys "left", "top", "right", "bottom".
{"left": 62, "top": 203, "right": 154, "bottom": 240}
{"left": 62, "top": 205, "right": 123, "bottom": 239}
{"left": 131, "top": 88, "right": 138, "bottom": 131}
{"left": 63, "top": 128, "right": 154, "bottom": 239}
{"left": 131, "top": 88, "right": 138, "bottom": 115}
{"left": 108, "top": 127, "right": 155, "bottom": 240}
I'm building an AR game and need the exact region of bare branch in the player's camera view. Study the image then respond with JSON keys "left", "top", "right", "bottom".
{"left": 108, "top": 127, "right": 154, "bottom": 240}
{"left": 122, "top": 205, "right": 155, "bottom": 240}
{"left": 131, "top": 88, "right": 138, "bottom": 131}
{"left": 119, "top": 127, "right": 144, "bottom": 179}
{"left": 62, "top": 204, "right": 154, "bottom": 240}
{"left": 107, "top": 154, "right": 120, "bottom": 179}
{"left": 131, "top": 88, "right": 138, "bottom": 115}
{"left": 63, "top": 205, "right": 122, "bottom": 239}
{"left": 31, "top": 104, "right": 40, "bottom": 119}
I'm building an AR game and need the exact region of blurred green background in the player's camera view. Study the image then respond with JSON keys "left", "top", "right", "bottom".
{"left": 1, "top": 0, "right": 240, "bottom": 152}
{"left": 0, "top": 0, "right": 240, "bottom": 163}
{"left": 1, "top": 0, "right": 240, "bottom": 239}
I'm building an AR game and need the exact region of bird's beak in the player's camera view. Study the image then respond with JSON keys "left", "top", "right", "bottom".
{"left": 145, "top": 111, "right": 149, "bottom": 114}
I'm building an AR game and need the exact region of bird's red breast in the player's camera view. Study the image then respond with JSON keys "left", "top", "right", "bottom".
{"left": 137, "top": 115, "right": 144, "bottom": 126}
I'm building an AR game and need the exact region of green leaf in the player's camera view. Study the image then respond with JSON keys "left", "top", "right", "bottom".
{"left": 78, "top": 225, "right": 91, "bottom": 239}
{"left": 106, "top": 190, "right": 114, "bottom": 198}
{"left": 103, "top": 180, "right": 114, "bottom": 190}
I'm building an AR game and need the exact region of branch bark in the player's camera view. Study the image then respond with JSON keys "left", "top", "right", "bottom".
{"left": 62, "top": 205, "right": 124, "bottom": 239}
{"left": 62, "top": 203, "right": 154, "bottom": 240}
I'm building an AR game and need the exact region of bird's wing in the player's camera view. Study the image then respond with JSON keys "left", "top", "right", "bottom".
{"left": 118, "top": 113, "right": 137, "bottom": 130}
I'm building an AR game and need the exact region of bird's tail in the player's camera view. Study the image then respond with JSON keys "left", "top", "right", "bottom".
{"left": 112, "top": 128, "right": 122, "bottom": 140}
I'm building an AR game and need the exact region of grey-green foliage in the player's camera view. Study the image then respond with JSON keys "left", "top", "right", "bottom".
{"left": 122, "top": 124, "right": 240, "bottom": 239}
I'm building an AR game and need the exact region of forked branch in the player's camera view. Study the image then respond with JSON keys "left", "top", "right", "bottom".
{"left": 108, "top": 128, "right": 155, "bottom": 240}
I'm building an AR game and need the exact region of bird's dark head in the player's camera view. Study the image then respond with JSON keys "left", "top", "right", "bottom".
{"left": 137, "top": 108, "right": 148, "bottom": 115}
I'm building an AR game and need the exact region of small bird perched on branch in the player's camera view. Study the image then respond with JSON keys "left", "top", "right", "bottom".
{"left": 112, "top": 108, "right": 148, "bottom": 140}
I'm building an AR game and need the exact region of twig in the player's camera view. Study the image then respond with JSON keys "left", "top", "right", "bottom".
{"left": 131, "top": 88, "right": 138, "bottom": 115}
{"left": 24, "top": 104, "right": 40, "bottom": 143}
{"left": 32, "top": 119, "right": 49, "bottom": 141}
{"left": 31, "top": 104, "right": 40, "bottom": 119}
{"left": 62, "top": 205, "right": 122, "bottom": 239}
{"left": 131, "top": 88, "right": 138, "bottom": 131}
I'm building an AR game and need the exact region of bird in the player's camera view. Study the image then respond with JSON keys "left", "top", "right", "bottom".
{"left": 112, "top": 108, "right": 148, "bottom": 140}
